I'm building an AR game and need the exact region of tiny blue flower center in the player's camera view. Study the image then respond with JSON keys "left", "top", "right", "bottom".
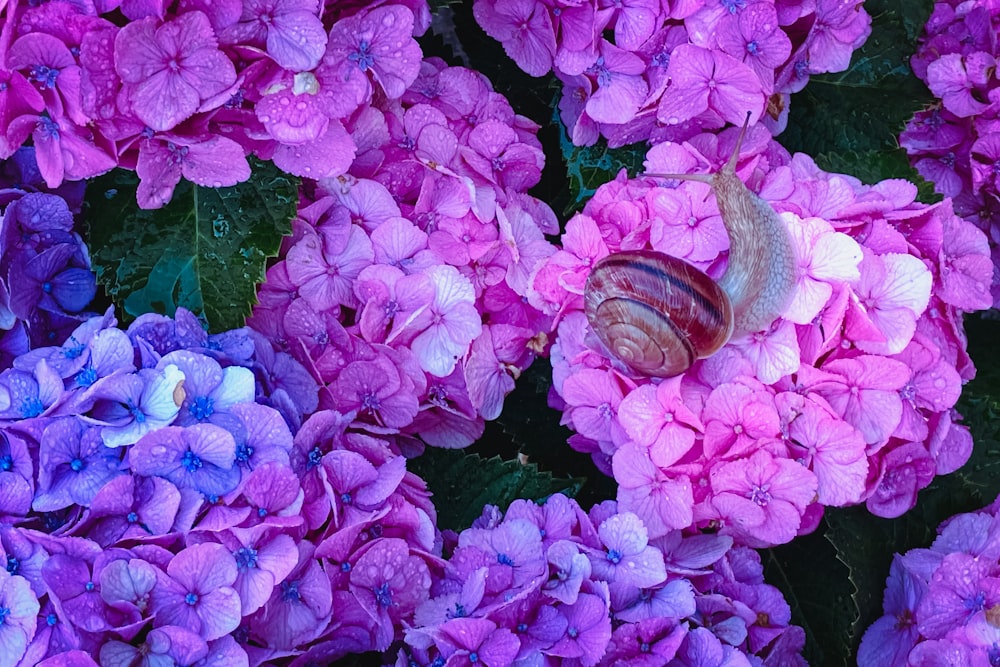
{"left": 70, "top": 458, "right": 84, "bottom": 472}
{"left": 41, "top": 281, "right": 52, "bottom": 293}
{"left": 166, "top": 141, "right": 190, "bottom": 164}
{"left": 5, "top": 556, "right": 18, "bottom": 575}
{"left": 361, "top": 391, "right": 381, "bottom": 411}
{"left": 126, "top": 511, "right": 139, "bottom": 523}
{"left": 341, "top": 492, "right": 352, "bottom": 505}
{"left": 188, "top": 395, "right": 215, "bottom": 421}
{"left": 587, "top": 56, "right": 612, "bottom": 87}
{"left": 746, "top": 40, "right": 760, "bottom": 55}
{"left": 341, "top": 562, "right": 352, "bottom": 572}
{"left": 568, "top": 627, "right": 579, "bottom": 639}
{"left": 721, "top": 0, "right": 747, "bottom": 13}
{"left": 85, "top": 581, "right": 95, "bottom": 592}
{"left": 307, "top": 446, "right": 323, "bottom": 469}
{"left": 374, "top": 582, "right": 392, "bottom": 608}
{"left": 30, "top": 64, "right": 60, "bottom": 89}
{"left": 20, "top": 396, "right": 44, "bottom": 418}
{"left": 0, "top": 606, "right": 9, "bottom": 626}
{"left": 63, "top": 340, "right": 85, "bottom": 359}
{"left": 235, "top": 443, "right": 254, "bottom": 464}
{"left": 46, "top": 613, "right": 57, "bottom": 626}
{"left": 281, "top": 580, "right": 302, "bottom": 602}
{"left": 469, "top": 653, "right": 479, "bottom": 663}
{"left": 0, "top": 455, "right": 12, "bottom": 471}
{"left": 235, "top": 546, "right": 259, "bottom": 570}
{"left": 640, "top": 642, "right": 651, "bottom": 653}
{"left": 497, "top": 553, "right": 515, "bottom": 566}
{"left": 965, "top": 590, "right": 987, "bottom": 614}
{"left": 127, "top": 400, "right": 146, "bottom": 424}
{"left": 349, "top": 40, "right": 376, "bottom": 72}
{"left": 185, "top": 592, "right": 199, "bottom": 605}
{"left": 607, "top": 548, "right": 623, "bottom": 564}
{"left": 181, "top": 450, "right": 203, "bottom": 472}
{"left": 37, "top": 114, "right": 59, "bottom": 139}
{"left": 75, "top": 366, "right": 98, "bottom": 387}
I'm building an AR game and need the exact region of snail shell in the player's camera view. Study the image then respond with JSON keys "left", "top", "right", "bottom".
{"left": 585, "top": 250, "right": 734, "bottom": 378}
{"left": 583, "top": 114, "right": 797, "bottom": 378}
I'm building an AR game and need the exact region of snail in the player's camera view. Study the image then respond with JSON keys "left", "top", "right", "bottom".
{"left": 584, "top": 113, "right": 797, "bottom": 377}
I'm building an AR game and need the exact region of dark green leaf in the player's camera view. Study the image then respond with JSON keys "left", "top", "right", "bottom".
{"left": 559, "top": 115, "right": 647, "bottom": 217}
{"left": 814, "top": 148, "right": 942, "bottom": 203}
{"left": 818, "top": 315, "right": 1000, "bottom": 660}
{"left": 85, "top": 159, "right": 298, "bottom": 332}
{"left": 779, "top": 0, "right": 936, "bottom": 159}
{"left": 763, "top": 528, "right": 855, "bottom": 666}
{"left": 409, "top": 449, "right": 584, "bottom": 531}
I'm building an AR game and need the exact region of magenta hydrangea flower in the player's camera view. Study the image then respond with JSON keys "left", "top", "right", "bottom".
{"left": 114, "top": 11, "right": 237, "bottom": 131}
{"left": 708, "top": 449, "right": 818, "bottom": 548}
{"left": 135, "top": 134, "right": 250, "bottom": 209}
{"left": 657, "top": 44, "right": 765, "bottom": 127}
{"left": 473, "top": 0, "right": 556, "bottom": 77}
{"left": 325, "top": 5, "right": 422, "bottom": 100}
{"left": 220, "top": 0, "right": 327, "bottom": 71}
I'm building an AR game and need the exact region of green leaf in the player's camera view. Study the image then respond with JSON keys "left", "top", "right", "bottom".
{"left": 559, "top": 111, "right": 647, "bottom": 217}
{"left": 763, "top": 528, "right": 855, "bottom": 666}
{"left": 814, "top": 148, "right": 942, "bottom": 203}
{"left": 408, "top": 449, "right": 584, "bottom": 531}
{"left": 84, "top": 159, "right": 298, "bottom": 332}
{"left": 779, "top": 0, "right": 936, "bottom": 159}
{"left": 816, "top": 315, "right": 1000, "bottom": 660}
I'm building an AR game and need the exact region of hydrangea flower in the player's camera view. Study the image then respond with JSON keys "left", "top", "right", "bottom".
{"left": 534, "top": 127, "right": 989, "bottom": 547}
{"left": 859, "top": 493, "right": 1000, "bottom": 665}
{"left": 114, "top": 11, "right": 237, "bottom": 131}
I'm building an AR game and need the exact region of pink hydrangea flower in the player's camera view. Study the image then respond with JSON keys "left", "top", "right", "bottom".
{"left": 114, "top": 11, "right": 237, "bottom": 131}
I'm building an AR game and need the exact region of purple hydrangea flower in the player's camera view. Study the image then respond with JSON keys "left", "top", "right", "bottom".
{"left": 0, "top": 569, "right": 39, "bottom": 667}
{"left": 34, "top": 417, "right": 123, "bottom": 511}
{"left": 128, "top": 423, "right": 240, "bottom": 498}
{"left": 157, "top": 350, "right": 255, "bottom": 431}
{"left": 149, "top": 542, "right": 241, "bottom": 641}
{"left": 86, "top": 364, "right": 185, "bottom": 448}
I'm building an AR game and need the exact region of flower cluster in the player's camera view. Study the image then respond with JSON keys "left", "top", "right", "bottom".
{"left": 394, "top": 494, "right": 806, "bottom": 666}
{"left": 247, "top": 55, "right": 558, "bottom": 444}
{"left": 0, "top": 305, "right": 450, "bottom": 665}
{"left": 900, "top": 0, "right": 1000, "bottom": 305}
{"left": 531, "top": 125, "right": 993, "bottom": 548}
{"left": 0, "top": 0, "right": 434, "bottom": 208}
{"left": 473, "top": 0, "right": 871, "bottom": 147}
{"left": 0, "top": 150, "right": 96, "bottom": 354}
{"left": 858, "top": 492, "right": 1000, "bottom": 665}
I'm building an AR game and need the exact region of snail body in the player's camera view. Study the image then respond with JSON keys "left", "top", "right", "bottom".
{"left": 584, "top": 115, "right": 797, "bottom": 378}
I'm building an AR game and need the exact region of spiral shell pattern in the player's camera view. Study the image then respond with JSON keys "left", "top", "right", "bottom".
{"left": 584, "top": 250, "right": 735, "bottom": 377}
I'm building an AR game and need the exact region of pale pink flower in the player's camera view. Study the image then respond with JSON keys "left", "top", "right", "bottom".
{"left": 411, "top": 265, "right": 482, "bottom": 377}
